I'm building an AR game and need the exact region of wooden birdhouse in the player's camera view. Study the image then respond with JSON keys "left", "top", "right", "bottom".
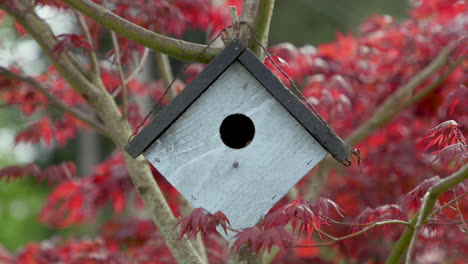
{"left": 125, "top": 39, "right": 352, "bottom": 239}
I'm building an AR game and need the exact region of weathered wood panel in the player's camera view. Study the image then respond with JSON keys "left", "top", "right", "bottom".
{"left": 144, "top": 62, "right": 327, "bottom": 240}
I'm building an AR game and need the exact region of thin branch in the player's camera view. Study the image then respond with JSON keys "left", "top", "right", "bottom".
{"left": 405, "top": 192, "right": 430, "bottom": 264}
{"left": 452, "top": 190, "right": 467, "bottom": 232}
{"left": 75, "top": 12, "right": 102, "bottom": 82}
{"left": 154, "top": 52, "right": 177, "bottom": 100}
{"left": 250, "top": 0, "right": 275, "bottom": 58}
{"left": 1, "top": 2, "right": 102, "bottom": 100}
{"left": 386, "top": 164, "right": 468, "bottom": 264}
{"left": 293, "top": 220, "right": 409, "bottom": 248}
{"left": 230, "top": 6, "right": 240, "bottom": 38}
{"left": 0, "top": 67, "right": 108, "bottom": 136}
{"left": 125, "top": 48, "right": 150, "bottom": 84}
{"left": 427, "top": 191, "right": 467, "bottom": 220}
{"left": 238, "top": 0, "right": 275, "bottom": 59}
{"left": 1, "top": 3, "right": 204, "bottom": 262}
{"left": 306, "top": 40, "right": 465, "bottom": 202}
{"left": 111, "top": 47, "right": 150, "bottom": 97}
{"left": 239, "top": 0, "right": 260, "bottom": 45}
{"left": 328, "top": 219, "right": 409, "bottom": 227}
{"left": 110, "top": 31, "right": 128, "bottom": 119}
{"left": 346, "top": 40, "right": 464, "bottom": 146}
{"left": 60, "top": 0, "right": 222, "bottom": 63}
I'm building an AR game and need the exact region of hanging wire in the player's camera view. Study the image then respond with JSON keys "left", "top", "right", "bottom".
{"left": 127, "top": 24, "right": 362, "bottom": 167}
{"left": 243, "top": 23, "right": 362, "bottom": 167}
{"left": 128, "top": 28, "right": 230, "bottom": 143}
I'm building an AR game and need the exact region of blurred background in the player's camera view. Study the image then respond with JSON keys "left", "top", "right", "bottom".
{"left": 0, "top": 0, "right": 408, "bottom": 252}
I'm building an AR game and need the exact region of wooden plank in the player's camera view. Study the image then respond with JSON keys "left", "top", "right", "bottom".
{"left": 144, "top": 62, "right": 327, "bottom": 240}
{"left": 237, "top": 49, "right": 352, "bottom": 163}
{"left": 125, "top": 39, "right": 246, "bottom": 158}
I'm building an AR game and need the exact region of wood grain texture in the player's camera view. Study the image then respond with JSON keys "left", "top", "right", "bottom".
{"left": 238, "top": 49, "right": 352, "bottom": 164}
{"left": 144, "top": 62, "right": 327, "bottom": 240}
{"left": 125, "top": 39, "right": 245, "bottom": 158}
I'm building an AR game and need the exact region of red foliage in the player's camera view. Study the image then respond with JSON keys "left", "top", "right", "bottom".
{"left": 430, "top": 142, "right": 468, "bottom": 168}
{"left": 420, "top": 120, "right": 465, "bottom": 151}
{"left": 263, "top": 197, "right": 343, "bottom": 236}
{"left": 1, "top": 0, "right": 467, "bottom": 263}
{"left": 233, "top": 226, "right": 295, "bottom": 253}
{"left": 15, "top": 114, "right": 81, "bottom": 147}
{"left": 403, "top": 176, "right": 442, "bottom": 212}
{"left": 352, "top": 204, "right": 406, "bottom": 232}
{"left": 0, "top": 162, "right": 75, "bottom": 184}
{"left": 52, "top": 34, "right": 92, "bottom": 56}
{"left": 177, "top": 208, "right": 231, "bottom": 239}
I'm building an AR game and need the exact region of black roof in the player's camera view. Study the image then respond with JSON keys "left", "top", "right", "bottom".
{"left": 125, "top": 39, "right": 352, "bottom": 163}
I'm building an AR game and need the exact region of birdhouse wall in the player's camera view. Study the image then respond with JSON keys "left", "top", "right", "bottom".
{"left": 144, "top": 62, "right": 327, "bottom": 236}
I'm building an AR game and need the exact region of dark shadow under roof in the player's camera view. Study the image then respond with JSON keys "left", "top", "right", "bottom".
{"left": 125, "top": 39, "right": 352, "bottom": 164}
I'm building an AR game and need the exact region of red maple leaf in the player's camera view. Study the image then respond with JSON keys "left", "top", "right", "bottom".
{"left": 262, "top": 197, "right": 343, "bottom": 236}
{"left": 0, "top": 162, "right": 75, "bottom": 184}
{"left": 318, "top": 33, "right": 358, "bottom": 60}
{"left": 429, "top": 143, "right": 468, "bottom": 169}
{"left": 442, "top": 85, "right": 468, "bottom": 116}
{"left": 177, "top": 208, "right": 231, "bottom": 240}
{"left": 403, "top": 176, "right": 441, "bottom": 212}
{"left": 52, "top": 34, "right": 92, "bottom": 56}
{"left": 420, "top": 120, "right": 466, "bottom": 152}
{"left": 233, "top": 226, "right": 295, "bottom": 253}
{"left": 352, "top": 204, "right": 405, "bottom": 233}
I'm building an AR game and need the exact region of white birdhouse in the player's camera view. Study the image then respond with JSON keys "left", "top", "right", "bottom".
{"left": 125, "top": 39, "right": 351, "bottom": 239}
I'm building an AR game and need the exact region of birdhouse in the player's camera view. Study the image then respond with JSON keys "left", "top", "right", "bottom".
{"left": 125, "top": 39, "right": 352, "bottom": 239}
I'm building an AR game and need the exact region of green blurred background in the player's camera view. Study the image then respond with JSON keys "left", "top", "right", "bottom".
{"left": 0, "top": 0, "right": 408, "bottom": 252}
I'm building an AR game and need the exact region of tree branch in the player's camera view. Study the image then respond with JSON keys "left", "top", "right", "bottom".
{"left": 239, "top": 0, "right": 275, "bottom": 58}
{"left": 305, "top": 41, "right": 464, "bottom": 202}
{"left": 426, "top": 191, "right": 467, "bottom": 220}
{"left": 111, "top": 48, "right": 150, "bottom": 97}
{"left": 0, "top": 67, "right": 108, "bottom": 136}
{"left": 1, "top": 2, "right": 102, "bottom": 103}
{"left": 386, "top": 164, "right": 468, "bottom": 264}
{"left": 75, "top": 12, "right": 102, "bottom": 83}
{"left": 59, "top": 0, "right": 222, "bottom": 63}
{"left": 110, "top": 31, "right": 128, "bottom": 119}
{"left": 293, "top": 220, "right": 409, "bottom": 248}
{"left": 2, "top": 2, "right": 204, "bottom": 263}
{"left": 451, "top": 190, "right": 467, "bottom": 232}
{"left": 154, "top": 52, "right": 178, "bottom": 100}
{"left": 346, "top": 40, "right": 464, "bottom": 146}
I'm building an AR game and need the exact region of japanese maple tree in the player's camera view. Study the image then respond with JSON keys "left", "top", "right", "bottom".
{"left": 0, "top": 0, "right": 467, "bottom": 263}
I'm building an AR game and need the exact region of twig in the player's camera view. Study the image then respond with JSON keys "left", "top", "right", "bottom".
{"left": 386, "top": 164, "right": 468, "bottom": 264}
{"left": 1, "top": 2, "right": 204, "bottom": 263}
{"left": 125, "top": 48, "right": 150, "bottom": 84}
{"left": 0, "top": 66, "right": 108, "bottom": 136}
{"left": 154, "top": 52, "right": 177, "bottom": 100}
{"left": 110, "top": 31, "right": 128, "bottom": 119}
{"left": 405, "top": 192, "right": 430, "bottom": 264}
{"left": 75, "top": 12, "right": 102, "bottom": 82}
{"left": 239, "top": 0, "right": 275, "bottom": 58}
{"left": 401, "top": 55, "right": 464, "bottom": 108}
{"left": 346, "top": 39, "right": 465, "bottom": 146}
{"left": 59, "top": 0, "right": 222, "bottom": 63}
{"left": 293, "top": 219, "right": 409, "bottom": 248}
{"left": 306, "top": 39, "right": 465, "bottom": 203}
{"left": 452, "top": 190, "right": 468, "bottom": 232}
{"left": 230, "top": 6, "right": 240, "bottom": 40}
{"left": 427, "top": 191, "right": 467, "bottom": 220}
{"left": 328, "top": 219, "right": 409, "bottom": 227}
{"left": 112, "top": 47, "right": 150, "bottom": 97}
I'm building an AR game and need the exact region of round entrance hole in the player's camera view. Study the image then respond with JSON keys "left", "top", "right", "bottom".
{"left": 219, "top": 114, "right": 255, "bottom": 149}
